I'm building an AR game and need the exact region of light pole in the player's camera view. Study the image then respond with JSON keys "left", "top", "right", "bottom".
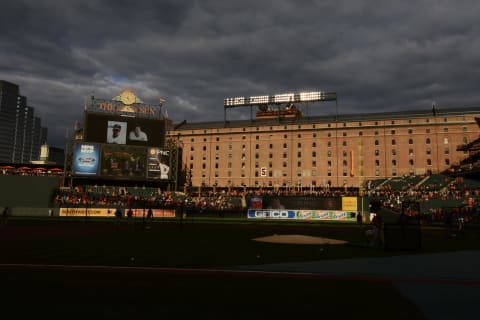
{"left": 335, "top": 97, "right": 339, "bottom": 187}
{"left": 62, "top": 129, "right": 70, "bottom": 187}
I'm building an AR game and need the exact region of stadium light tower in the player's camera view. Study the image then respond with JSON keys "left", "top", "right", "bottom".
{"left": 223, "top": 90, "right": 337, "bottom": 123}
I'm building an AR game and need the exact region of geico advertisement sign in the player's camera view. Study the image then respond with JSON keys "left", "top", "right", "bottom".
{"left": 247, "top": 210, "right": 295, "bottom": 219}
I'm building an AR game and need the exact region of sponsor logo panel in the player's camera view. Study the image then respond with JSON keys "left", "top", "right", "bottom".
{"left": 342, "top": 197, "right": 358, "bottom": 211}
{"left": 296, "top": 210, "right": 312, "bottom": 219}
{"left": 60, "top": 207, "right": 115, "bottom": 217}
{"left": 247, "top": 210, "right": 296, "bottom": 219}
{"left": 247, "top": 209, "right": 357, "bottom": 221}
{"left": 59, "top": 207, "right": 175, "bottom": 218}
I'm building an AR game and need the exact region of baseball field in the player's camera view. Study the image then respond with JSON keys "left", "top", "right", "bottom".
{"left": 1, "top": 216, "right": 478, "bottom": 319}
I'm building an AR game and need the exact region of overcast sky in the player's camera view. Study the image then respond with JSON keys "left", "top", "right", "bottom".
{"left": 1, "top": 0, "right": 479, "bottom": 148}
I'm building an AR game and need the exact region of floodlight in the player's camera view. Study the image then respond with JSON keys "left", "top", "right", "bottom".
{"left": 300, "top": 92, "right": 322, "bottom": 101}
{"left": 223, "top": 90, "right": 336, "bottom": 107}
{"left": 224, "top": 96, "right": 245, "bottom": 107}
{"left": 273, "top": 93, "right": 295, "bottom": 103}
{"left": 249, "top": 95, "right": 269, "bottom": 104}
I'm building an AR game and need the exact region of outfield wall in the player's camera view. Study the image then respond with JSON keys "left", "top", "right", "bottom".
{"left": 0, "top": 174, "right": 369, "bottom": 220}
{"left": 1, "top": 206, "right": 56, "bottom": 217}
{"left": 0, "top": 175, "right": 61, "bottom": 207}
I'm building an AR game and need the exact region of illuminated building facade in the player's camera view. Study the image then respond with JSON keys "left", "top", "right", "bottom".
{"left": 168, "top": 101, "right": 480, "bottom": 190}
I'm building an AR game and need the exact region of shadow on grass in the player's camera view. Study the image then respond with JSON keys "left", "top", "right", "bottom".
{"left": 2, "top": 217, "right": 478, "bottom": 319}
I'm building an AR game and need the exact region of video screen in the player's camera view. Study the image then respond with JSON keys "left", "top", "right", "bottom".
{"left": 84, "top": 113, "right": 165, "bottom": 147}
{"left": 100, "top": 145, "right": 147, "bottom": 179}
{"left": 147, "top": 148, "right": 171, "bottom": 180}
{"left": 73, "top": 143, "right": 100, "bottom": 176}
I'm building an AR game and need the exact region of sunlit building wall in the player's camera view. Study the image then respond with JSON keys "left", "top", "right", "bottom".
{"left": 168, "top": 107, "right": 480, "bottom": 189}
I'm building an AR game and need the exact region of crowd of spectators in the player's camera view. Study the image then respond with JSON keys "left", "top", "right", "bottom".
{"left": 53, "top": 185, "right": 245, "bottom": 213}
{"left": 50, "top": 173, "right": 480, "bottom": 225}
{"left": 367, "top": 174, "right": 480, "bottom": 224}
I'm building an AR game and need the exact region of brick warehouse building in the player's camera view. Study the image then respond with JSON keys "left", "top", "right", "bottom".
{"left": 167, "top": 105, "right": 480, "bottom": 190}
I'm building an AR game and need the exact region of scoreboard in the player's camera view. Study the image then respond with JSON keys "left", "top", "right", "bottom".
{"left": 84, "top": 113, "right": 165, "bottom": 147}
{"left": 72, "top": 89, "right": 171, "bottom": 180}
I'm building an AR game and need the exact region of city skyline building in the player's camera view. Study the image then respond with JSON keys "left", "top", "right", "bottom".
{"left": 0, "top": 80, "right": 47, "bottom": 163}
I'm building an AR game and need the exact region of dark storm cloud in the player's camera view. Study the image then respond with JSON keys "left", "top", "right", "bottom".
{"left": 1, "top": 0, "right": 479, "bottom": 147}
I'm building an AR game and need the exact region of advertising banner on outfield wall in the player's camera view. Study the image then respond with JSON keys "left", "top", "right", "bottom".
{"left": 126, "top": 208, "right": 176, "bottom": 218}
{"left": 247, "top": 209, "right": 357, "bottom": 221}
{"left": 59, "top": 207, "right": 176, "bottom": 218}
{"left": 342, "top": 197, "right": 358, "bottom": 211}
{"left": 60, "top": 207, "right": 116, "bottom": 217}
{"left": 247, "top": 196, "right": 365, "bottom": 212}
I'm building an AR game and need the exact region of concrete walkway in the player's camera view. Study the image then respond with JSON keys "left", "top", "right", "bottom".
{"left": 234, "top": 250, "right": 480, "bottom": 320}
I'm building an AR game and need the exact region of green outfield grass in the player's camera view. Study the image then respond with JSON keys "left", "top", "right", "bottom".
{"left": 1, "top": 217, "right": 479, "bottom": 319}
